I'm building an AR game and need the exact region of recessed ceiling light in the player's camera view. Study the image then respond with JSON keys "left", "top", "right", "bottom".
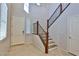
{"left": 36, "top": 3, "right": 40, "bottom": 6}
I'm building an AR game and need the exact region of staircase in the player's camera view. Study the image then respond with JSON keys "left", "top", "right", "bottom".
{"left": 33, "top": 21, "right": 57, "bottom": 53}
{"left": 41, "top": 33, "right": 57, "bottom": 51}
{"left": 33, "top": 3, "right": 70, "bottom": 54}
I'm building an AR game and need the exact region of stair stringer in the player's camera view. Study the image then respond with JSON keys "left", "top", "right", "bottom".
{"left": 32, "top": 34, "right": 45, "bottom": 52}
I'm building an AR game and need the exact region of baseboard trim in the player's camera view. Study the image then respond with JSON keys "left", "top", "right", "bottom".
{"left": 11, "top": 43, "right": 24, "bottom": 47}
{"left": 68, "top": 52, "right": 77, "bottom": 56}
{"left": 32, "top": 33, "right": 35, "bottom": 34}
{"left": 56, "top": 47, "right": 77, "bottom": 56}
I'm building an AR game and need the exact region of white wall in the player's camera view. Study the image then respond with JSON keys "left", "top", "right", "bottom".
{"left": 29, "top": 3, "right": 48, "bottom": 32}
{"left": 29, "top": 3, "right": 59, "bottom": 32}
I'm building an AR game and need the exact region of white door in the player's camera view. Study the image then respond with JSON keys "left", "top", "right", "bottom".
{"left": 11, "top": 16, "right": 25, "bottom": 45}
{"left": 67, "top": 15, "right": 79, "bottom": 55}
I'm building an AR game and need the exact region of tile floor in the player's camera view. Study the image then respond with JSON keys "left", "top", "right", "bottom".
{"left": 6, "top": 43, "right": 72, "bottom": 56}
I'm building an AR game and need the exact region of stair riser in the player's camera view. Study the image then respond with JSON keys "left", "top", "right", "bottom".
{"left": 48, "top": 45, "right": 57, "bottom": 49}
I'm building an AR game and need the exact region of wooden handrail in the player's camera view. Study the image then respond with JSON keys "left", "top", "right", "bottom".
{"left": 38, "top": 23, "right": 46, "bottom": 34}
{"left": 48, "top": 3, "right": 70, "bottom": 28}
{"left": 33, "top": 22, "right": 37, "bottom": 34}
{"left": 60, "top": 3, "right": 62, "bottom": 13}
{"left": 48, "top": 4, "right": 61, "bottom": 21}
{"left": 62, "top": 3, "right": 70, "bottom": 12}
{"left": 36, "top": 21, "right": 48, "bottom": 53}
{"left": 37, "top": 21, "right": 39, "bottom": 35}
{"left": 45, "top": 20, "right": 49, "bottom": 53}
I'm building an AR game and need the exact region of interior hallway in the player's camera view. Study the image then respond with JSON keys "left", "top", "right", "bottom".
{"left": 1, "top": 3, "right": 78, "bottom": 56}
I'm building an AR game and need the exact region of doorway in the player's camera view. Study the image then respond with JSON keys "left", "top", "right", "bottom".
{"left": 25, "top": 15, "right": 33, "bottom": 43}
{"left": 67, "top": 15, "right": 79, "bottom": 55}
{"left": 11, "top": 16, "right": 25, "bottom": 46}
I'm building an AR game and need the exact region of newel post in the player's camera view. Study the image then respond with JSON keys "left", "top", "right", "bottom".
{"left": 45, "top": 20, "right": 49, "bottom": 53}
{"left": 37, "top": 21, "right": 39, "bottom": 35}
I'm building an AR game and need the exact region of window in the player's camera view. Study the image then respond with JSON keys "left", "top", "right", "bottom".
{"left": 0, "top": 3, "right": 8, "bottom": 40}
{"left": 24, "top": 3, "right": 29, "bottom": 14}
